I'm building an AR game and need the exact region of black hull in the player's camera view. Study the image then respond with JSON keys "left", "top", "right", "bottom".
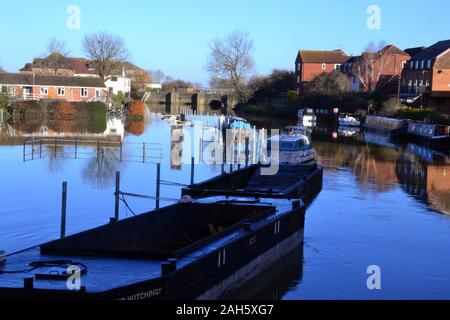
{"left": 407, "top": 135, "right": 450, "bottom": 151}
{"left": 0, "top": 198, "right": 306, "bottom": 301}
{"left": 182, "top": 164, "right": 323, "bottom": 207}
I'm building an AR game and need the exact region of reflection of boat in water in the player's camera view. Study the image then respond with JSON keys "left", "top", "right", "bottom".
{"left": 407, "top": 143, "right": 450, "bottom": 164}
{"left": 297, "top": 108, "right": 317, "bottom": 127}
{"left": 0, "top": 196, "right": 306, "bottom": 300}
{"left": 338, "top": 114, "right": 361, "bottom": 127}
{"left": 338, "top": 126, "right": 360, "bottom": 137}
{"left": 282, "top": 125, "right": 312, "bottom": 139}
{"left": 407, "top": 123, "right": 450, "bottom": 151}
{"left": 225, "top": 244, "right": 304, "bottom": 300}
{"left": 364, "top": 131, "right": 398, "bottom": 148}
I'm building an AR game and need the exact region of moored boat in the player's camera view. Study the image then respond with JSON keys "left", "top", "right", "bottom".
{"left": 364, "top": 115, "right": 409, "bottom": 136}
{"left": 407, "top": 123, "right": 450, "bottom": 151}
{"left": 0, "top": 196, "right": 305, "bottom": 300}
{"left": 269, "top": 134, "right": 317, "bottom": 165}
{"left": 338, "top": 114, "right": 361, "bottom": 127}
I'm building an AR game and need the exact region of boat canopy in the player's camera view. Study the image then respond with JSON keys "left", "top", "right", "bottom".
{"left": 269, "top": 135, "right": 311, "bottom": 151}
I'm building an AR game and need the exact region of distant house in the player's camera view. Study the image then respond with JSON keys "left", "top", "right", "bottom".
{"left": 343, "top": 45, "right": 410, "bottom": 96}
{"left": 294, "top": 49, "right": 349, "bottom": 94}
{"left": 20, "top": 55, "right": 150, "bottom": 89}
{"left": 0, "top": 73, "right": 107, "bottom": 102}
{"left": 401, "top": 40, "right": 450, "bottom": 112}
{"left": 104, "top": 69, "right": 132, "bottom": 95}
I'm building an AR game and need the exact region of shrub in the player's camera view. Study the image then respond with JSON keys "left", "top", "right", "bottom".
{"left": 381, "top": 98, "right": 406, "bottom": 117}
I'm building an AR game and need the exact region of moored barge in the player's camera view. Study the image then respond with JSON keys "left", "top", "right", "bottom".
{"left": 182, "top": 163, "right": 323, "bottom": 206}
{"left": 0, "top": 196, "right": 305, "bottom": 300}
{"left": 407, "top": 123, "right": 450, "bottom": 151}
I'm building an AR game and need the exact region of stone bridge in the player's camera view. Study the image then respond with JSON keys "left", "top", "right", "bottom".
{"left": 142, "top": 91, "right": 237, "bottom": 112}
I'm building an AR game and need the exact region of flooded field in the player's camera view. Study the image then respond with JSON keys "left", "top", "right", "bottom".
{"left": 1, "top": 105, "right": 450, "bottom": 299}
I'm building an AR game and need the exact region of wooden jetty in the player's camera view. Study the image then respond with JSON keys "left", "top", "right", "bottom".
{"left": 182, "top": 163, "right": 323, "bottom": 207}
{"left": 0, "top": 196, "right": 305, "bottom": 300}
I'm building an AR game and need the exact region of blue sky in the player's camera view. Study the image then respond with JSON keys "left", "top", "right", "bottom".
{"left": 0, "top": 0, "right": 448, "bottom": 85}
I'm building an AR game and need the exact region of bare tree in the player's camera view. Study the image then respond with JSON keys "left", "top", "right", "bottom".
{"left": 149, "top": 70, "right": 166, "bottom": 83}
{"left": 351, "top": 41, "right": 400, "bottom": 93}
{"left": 82, "top": 31, "right": 129, "bottom": 78}
{"left": 45, "top": 38, "right": 71, "bottom": 72}
{"left": 207, "top": 30, "right": 254, "bottom": 102}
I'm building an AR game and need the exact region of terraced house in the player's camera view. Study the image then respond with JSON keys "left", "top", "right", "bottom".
{"left": 0, "top": 73, "right": 107, "bottom": 102}
{"left": 401, "top": 40, "right": 450, "bottom": 112}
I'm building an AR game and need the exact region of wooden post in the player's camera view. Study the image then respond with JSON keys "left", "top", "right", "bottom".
{"left": 60, "top": 182, "right": 67, "bottom": 239}
{"left": 114, "top": 172, "right": 120, "bottom": 221}
{"left": 120, "top": 141, "right": 123, "bottom": 162}
{"left": 31, "top": 139, "right": 35, "bottom": 160}
{"left": 39, "top": 139, "right": 43, "bottom": 158}
{"left": 74, "top": 139, "right": 78, "bottom": 159}
{"left": 54, "top": 139, "right": 57, "bottom": 158}
{"left": 156, "top": 163, "right": 161, "bottom": 209}
{"left": 23, "top": 140, "right": 26, "bottom": 162}
{"left": 190, "top": 157, "right": 195, "bottom": 186}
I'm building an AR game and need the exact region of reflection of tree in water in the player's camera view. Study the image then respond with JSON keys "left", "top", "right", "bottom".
{"left": 46, "top": 145, "right": 66, "bottom": 174}
{"left": 82, "top": 148, "right": 121, "bottom": 189}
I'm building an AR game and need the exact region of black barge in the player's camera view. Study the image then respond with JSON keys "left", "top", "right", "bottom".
{"left": 407, "top": 123, "right": 450, "bottom": 151}
{"left": 0, "top": 196, "right": 305, "bottom": 300}
{"left": 182, "top": 163, "right": 323, "bottom": 206}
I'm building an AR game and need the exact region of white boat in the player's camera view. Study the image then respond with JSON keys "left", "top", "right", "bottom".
{"left": 338, "top": 114, "right": 361, "bottom": 127}
{"left": 282, "top": 125, "right": 312, "bottom": 138}
{"left": 297, "top": 108, "right": 317, "bottom": 126}
{"left": 161, "top": 114, "right": 192, "bottom": 126}
{"left": 268, "top": 134, "right": 316, "bottom": 165}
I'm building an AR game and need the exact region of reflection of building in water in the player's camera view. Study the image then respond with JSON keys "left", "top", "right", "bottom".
{"left": 6, "top": 116, "right": 125, "bottom": 143}
{"left": 396, "top": 155, "right": 450, "bottom": 215}
{"left": 407, "top": 143, "right": 450, "bottom": 164}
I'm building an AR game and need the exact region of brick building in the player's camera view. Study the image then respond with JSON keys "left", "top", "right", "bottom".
{"left": 0, "top": 73, "right": 107, "bottom": 102}
{"left": 343, "top": 45, "right": 410, "bottom": 96}
{"left": 294, "top": 49, "right": 348, "bottom": 94}
{"left": 401, "top": 40, "right": 450, "bottom": 112}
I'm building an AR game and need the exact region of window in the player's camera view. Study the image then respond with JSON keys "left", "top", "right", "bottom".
{"left": 415, "top": 61, "right": 419, "bottom": 70}
{"left": 81, "top": 88, "right": 88, "bottom": 97}
{"left": 57, "top": 87, "right": 65, "bottom": 96}
{"left": 427, "top": 60, "right": 432, "bottom": 69}
{"left": 410, "top": 61, "right": 414, "bottom": 70}
{"left": 420, "top": 60, "right": 425, "bottom": 69}
{"left": 297, "top": 63, "right": 301, "bottom": 71}
{"left": 297, "top": 76, "right": 300, "bottom": 84}
{"left": 334, "top": 64, "right": 341, "bottom": 70}
{"left": 402, "top": 61, "right": 407, "bottom": 68}
{"left": 95, "top": 89, "right": 102, "bottom": 97}
{"left": 40, "top": 87, "right": 48, "bottom": 95}
{"left": 322, "top": 63, "right": 326, "bottom": 70}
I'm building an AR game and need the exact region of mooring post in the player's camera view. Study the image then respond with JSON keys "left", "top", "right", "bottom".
{"left": 74, "top": 139, "right": 78, "bottom": 159}
{"left": 54, "top": 139, "right": 57, "bottom": 158}
{"left": 31, "top": 139, "right": 35, "bottom": 160}
{"left": 190, "top": 157, "right": 195, "bottom": 186}
{"left": 156, "top": 163, "right": 161, "bottom": 209}
{"left": 23, "top": 140, "right": 26, "bottom": 162}
{"left": 143, "top": 142, "right": 146, "bottom": 163}
{"left": 60, "top": 182, "right": 67, "bottom": 239}
{"left": 39, "top": 139, "right": 43, "bottom": 158}
{"left": 114, "top": 171, "right": 120, "bottom": 221}
{"left": 119, "top": 141, "right": 123, "bottom": 162}
{"left": 245, "top": 136, "right": 250, "bottom": 167}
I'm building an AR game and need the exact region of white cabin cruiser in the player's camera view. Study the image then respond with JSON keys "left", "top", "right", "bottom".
{"left": 338, "top": 114, "right": 361, "bottom": 127}
{"left": 268, "top": 134, "right": 316, "bottom": 165}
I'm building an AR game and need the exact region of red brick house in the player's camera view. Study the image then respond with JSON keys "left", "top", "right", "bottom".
{"left": 295, "top": 49, "right": 349, "bottom": 94}
{"left": 343, "top": 45, "right": 410, "bottom": 96}
{"left": 0, "top": 73, "right": 107, "bottom": 102}
{"left": 401, "top": 40, "right": 450, "bottom": 112}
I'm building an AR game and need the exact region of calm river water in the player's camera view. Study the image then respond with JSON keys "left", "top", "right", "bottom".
{"left": 1, "top": 105, "right": 449, "bottom": 300}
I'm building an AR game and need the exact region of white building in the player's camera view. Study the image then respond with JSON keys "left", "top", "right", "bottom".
{"left": 104, "top": 68, "right": 132, "bottom": 95}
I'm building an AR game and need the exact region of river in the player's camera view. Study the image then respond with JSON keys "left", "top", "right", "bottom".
{"left": 1, "top": 105, "right": 449, "bottom": 299}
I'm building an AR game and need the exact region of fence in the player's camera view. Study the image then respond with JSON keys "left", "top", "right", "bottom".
{"left": 23, "top": 138, "right": 162, "bottom": 164}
